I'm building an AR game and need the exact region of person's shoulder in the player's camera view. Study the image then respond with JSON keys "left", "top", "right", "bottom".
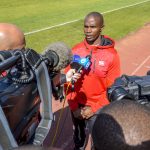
{"left": 103, "top": 35, "right": 115, "bottom": 42}
{"left": 102, "top": 35, "right": 118, "bottom": 54}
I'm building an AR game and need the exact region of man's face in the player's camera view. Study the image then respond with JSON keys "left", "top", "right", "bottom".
{"left": 84, "top": 16, "right": 102, "bottom": 45}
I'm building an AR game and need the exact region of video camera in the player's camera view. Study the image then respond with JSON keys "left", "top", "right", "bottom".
{"left": 107, "top": 72, "right": 150, "bottom": 107}
{"left": 0, "top": 48, "right": 62, "bottom": 149}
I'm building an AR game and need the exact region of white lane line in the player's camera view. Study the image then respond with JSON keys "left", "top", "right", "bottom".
{"left": 25, "top": 19, "right": 79, "bottom": 35}
{"left": 25, "top": 0, "right": 150, "bottom": 35}
{"left": 131, "top": 55, "right": 150, "bottom": 75}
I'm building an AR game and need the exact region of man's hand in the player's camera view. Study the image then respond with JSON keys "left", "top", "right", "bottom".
{"left": 66, "top": 69, "right": 82, "bottom": 82}
{"left": 81, "top": 106, "right": 94, "bottom": 119}
{"left": 73, "top": 106, "right": 94, "bottom": 120}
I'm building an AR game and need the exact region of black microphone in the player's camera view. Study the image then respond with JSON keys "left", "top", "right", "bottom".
{"left": 43, "top": 41, "right": 73, "bottom": 72}
{"left": 70, "top": 54, "right": 92, "bottom": 73}
{"left": 70, "top": 54, "right": 92, "bottom": 90}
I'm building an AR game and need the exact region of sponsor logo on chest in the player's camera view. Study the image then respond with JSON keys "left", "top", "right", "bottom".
{"left": 98, "top": 60, "right": 105, "bottom": 66}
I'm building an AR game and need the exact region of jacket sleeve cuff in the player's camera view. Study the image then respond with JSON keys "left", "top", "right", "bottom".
{"left": 52, "top": 73, "right": 67, "bottom": 87}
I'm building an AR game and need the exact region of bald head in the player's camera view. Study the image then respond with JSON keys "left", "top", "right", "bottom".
{"left": 84, "top": 12, "right": 104, "bottom": 27}
{"left": 0, "top": 23, "right": 25, "bottom": 50}
{"left": 92, "top": 100, "right": 150, "bottom": 150}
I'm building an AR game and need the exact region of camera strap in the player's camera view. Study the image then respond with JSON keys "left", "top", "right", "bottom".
{"left": 33, "top": 61, "right": 53, "bottom": 145}
{"left": 24, "top": 48, "right": 53, "bottom": 145}
{"left": 0, "top": 106, "right": 18, "bottom": 149}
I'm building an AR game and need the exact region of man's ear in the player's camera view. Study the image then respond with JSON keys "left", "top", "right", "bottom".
{"left": 101, "top": 24, "right": 105, "bottom": 28}
{"left": 100, "top": 25, "right": 104, "bottom": 33}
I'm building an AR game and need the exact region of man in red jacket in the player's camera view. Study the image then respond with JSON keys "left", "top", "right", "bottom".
{"left": 65, "top": 12, "right": 121, "bottom": 150}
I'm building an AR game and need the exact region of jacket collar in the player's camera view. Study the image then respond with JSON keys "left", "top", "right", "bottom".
{"left": 83, "top": 35, "right": 115, "bottom": 52}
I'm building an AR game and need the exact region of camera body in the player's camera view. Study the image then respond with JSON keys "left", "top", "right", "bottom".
{"left": 0, "top": 75, "right": 40, "bottom": 144}
{"left": 0, "top": 48, "right": 59, "bottom": 148}
{"left": 107, "top": 74, "right": 150, "bottom": 107}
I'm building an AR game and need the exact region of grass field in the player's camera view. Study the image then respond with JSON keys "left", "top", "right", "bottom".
{"left": 0, "top": 0, "right": 150, "bottom": 52}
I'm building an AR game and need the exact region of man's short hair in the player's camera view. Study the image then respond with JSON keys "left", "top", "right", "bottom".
{"left": 92, "top": 99, "right": 150, "bottom": 150}
{"left": 85, "top": 11, "right": 104, "bottom": 26}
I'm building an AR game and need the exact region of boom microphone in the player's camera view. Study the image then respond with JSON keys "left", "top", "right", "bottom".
{"left": 43, "top": 41, "right": 73, "bottom": 72}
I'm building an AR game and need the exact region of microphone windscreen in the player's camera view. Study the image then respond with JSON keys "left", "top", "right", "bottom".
{"left": 43, "top": 42, "right": 72, "bottom": 72}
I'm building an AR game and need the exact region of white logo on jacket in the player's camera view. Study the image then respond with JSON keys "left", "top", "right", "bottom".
{"left": 99, "top": 60, "right": 105, "bottom": 66}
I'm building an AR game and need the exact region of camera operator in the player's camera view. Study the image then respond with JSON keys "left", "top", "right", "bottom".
{"left": 0, "top": 23, "right": 82, "bottom": 149}
{"left": 0, "top": 23, "right": 26, "bottom": 77}
{"left": 92, "top": 99, "right": 150, "bottom": 150}
{"left": 0, "top": 23, "right": 25, "bottom": 51}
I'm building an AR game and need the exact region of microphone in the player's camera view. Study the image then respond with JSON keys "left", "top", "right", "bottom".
{"left": 70, "top": 54, "right": 92, "bottom": 89}
{"left": 43, "top": 41, "right": 73, "bottom": 72}
{"left": 70, "top": 54, "right": 92, "bottom": 72}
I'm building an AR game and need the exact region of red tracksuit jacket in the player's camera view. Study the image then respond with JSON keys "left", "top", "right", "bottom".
{"left": 65, "top": 35, "right": 121, "bottom": 113}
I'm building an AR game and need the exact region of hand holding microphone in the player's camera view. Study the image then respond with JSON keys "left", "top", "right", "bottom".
{"left": 70, "top": 54, "right": 92, "bottom": 89}
{"left": 70, "top": 54, "right": 91, "bottom": 73}
{"left": 43, "top": 42, "right": 83, "bottom": 85}
{"left": 66, "top": 69, "right": 82, "bottom": 83}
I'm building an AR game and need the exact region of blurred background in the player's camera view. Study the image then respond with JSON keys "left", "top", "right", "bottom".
{"left": 0, "top": 0, "right": 150, "bottom": 53}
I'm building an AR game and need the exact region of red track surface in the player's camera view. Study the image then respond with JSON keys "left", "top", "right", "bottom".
{"left": 44, "top": 23, "right": 150, "bottom": 150}
{"left": 116, "top": 23, "right": 150, "bottom": 76}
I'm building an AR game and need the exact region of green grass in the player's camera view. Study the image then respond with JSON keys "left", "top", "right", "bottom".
{"left": 0, "top": 0, "right": 150, "bottom": 52}
{"left": 103, "top": 2, "right": 150, "bottom": 39}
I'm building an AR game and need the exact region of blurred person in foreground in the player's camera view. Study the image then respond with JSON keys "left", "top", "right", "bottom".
{"left": 92, "top": 99, "right": 150, "bottom": 150}
{"left": 64, "top": 11, "right": 121, "bottom": 150}
{"left": 0, "top": 23, "right": 25, "bottom": 50}
{"left": 0, "top": 22, "right": 81, "bottom": 83}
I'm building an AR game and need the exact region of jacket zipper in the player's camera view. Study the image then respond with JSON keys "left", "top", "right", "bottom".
{"left": 93, "top": 57, "right": 96, "bottom": 73}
